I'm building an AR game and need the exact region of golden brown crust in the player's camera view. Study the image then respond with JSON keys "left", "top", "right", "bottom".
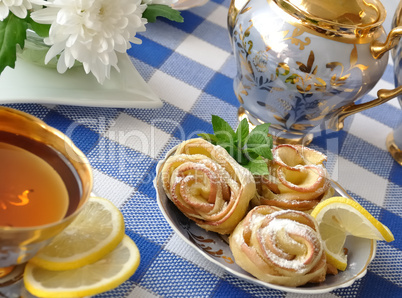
{"left": 229, "top": 205, "right": 327, "bottom": 287}
{"left": 161, "top": 138, "right": 256, "bottom": 234}
{"left": 252, "top": 144, "right": 333, "bottom": 212}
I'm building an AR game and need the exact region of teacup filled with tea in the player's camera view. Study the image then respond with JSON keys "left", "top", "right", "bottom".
{"left": 0, "top": 106, "right": 93, "bottom": 284}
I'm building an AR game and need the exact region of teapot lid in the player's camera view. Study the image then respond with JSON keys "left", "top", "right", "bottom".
{"left": 274, "top": 0, "right": 386, "bottom": 43}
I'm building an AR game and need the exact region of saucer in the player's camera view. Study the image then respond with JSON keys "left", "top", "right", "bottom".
{"left": 0, "top": 53, "right": 163, "bottom": 109}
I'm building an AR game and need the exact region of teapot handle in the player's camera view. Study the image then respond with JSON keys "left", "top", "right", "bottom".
{"left": 328, "top": 86, "right": 402, "bottom": 131}
{"left": 371, "top": 26, "right": 402, "bottom": 59}
{"left": 328, "top": 26, "right": 402, "bottom": 131}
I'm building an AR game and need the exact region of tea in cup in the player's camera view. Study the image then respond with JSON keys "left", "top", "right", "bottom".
{"left": 0, "top": 106, "right": 92, "bottom": 284}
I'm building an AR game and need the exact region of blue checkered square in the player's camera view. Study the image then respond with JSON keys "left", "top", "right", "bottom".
{"left": 191, "top": 93, "right": 239, "bottom": 127}
{"left": 341, "top": 134, "right": 394, "bottom": 179}
{"left": 213, "top": 279, "right": 255, "bottom": 298}
{"left": 128, "top": 36, "right": 173, "bottom": 68}
{"left": 390, "top": 162, "right": 402, "bottom": 187}
{"left": 130, "top": 57, "right": 158, "bottom": 82}
{"left": 160, "top": 52, "right": 216, "bottom": 90}
{"left": 87, "top": 137, "right": 154, "bottom": 188}
{"left": 139, "top": 250, "right": 220, "bottom": 297}
{"left": 204, "top": 72, "right": 238, "bottom": 106}
{"left": 362, "top": 101, "right": 402, "bottom": 128}
{"left": 55, "top": 105, "right": 122, "bottom": 134}
{"left": 192, "top": 21, "right": 232, "bottom": 52}
{"left": 380, "top": 209, "right": 402, "bottom": 251}
{"left": 125, "top": 102, "right": 187, "bottom": 135}
{"left": 44, "top": 110, "right": 100, "bottom": 154}
{"left": 222, "top": 274, "right": 284, "bottom": 297}
{"left": 358, "top": 271, "right": 402, "bottom": 298}
{"left": 122, "top": 192, "right": 173, "bottom": 245}
{"left": 162, "top": 10, "right": 204, "bottom": 34}
{"left": 190, "top": 1, "right": 222, "bottom": 19}
{"left": 139, "top": 21, "right": 188, "bottom": 50}
{"left": 172, "top": 113, "right": 212, "bottom": 140}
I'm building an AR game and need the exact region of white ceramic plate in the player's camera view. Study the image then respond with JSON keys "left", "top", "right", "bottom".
{"left": 0, "top": 53, "right": 162, "bottom": 109}
{"left": 154, "top": 147, "right": 377, "bottom": 294}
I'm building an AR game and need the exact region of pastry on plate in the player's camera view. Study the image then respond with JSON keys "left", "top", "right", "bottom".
{"left": 252, "top": 144, "right": 334, "bottom": 212}
{"left": 160, "top": 138, "right": 256, "bottom": 234}
{"left": 229, "top": 205, "right": 327, "bottom": 287}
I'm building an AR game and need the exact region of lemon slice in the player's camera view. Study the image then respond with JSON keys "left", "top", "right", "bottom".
{"left": 311, "top": 196, "right": 394, "bottom": 271}
{"left": 29, "top": 196, "right": 125, "bottom": 271}
{"left": 24, "top": 235, "right": 140, "bottom": 298}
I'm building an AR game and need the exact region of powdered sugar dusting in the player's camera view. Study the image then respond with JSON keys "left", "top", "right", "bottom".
{"left": 260, "top": 217, "right": 318, "bottom": 272}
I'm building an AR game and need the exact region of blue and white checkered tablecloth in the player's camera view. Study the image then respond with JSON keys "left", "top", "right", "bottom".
{"left": 2, "top": 0, "right": 402, "bottom": 297}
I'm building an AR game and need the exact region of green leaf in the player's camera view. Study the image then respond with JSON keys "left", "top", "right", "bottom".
{"left": 251, "top": 122, "right": 271, "bottom": 134}
{"left": 143, "top": 4, "right": 184, "bottom": 23}
{"left": 219, "top": 143, "right": 237, "bottom": 158}
{"left": 241, "top": 148, "right": 259, "bottom": 163}
{"left": 225, "top": 143, "right": 249, "bottom": 165}
{"left": 237, "top": 152, "right": 249, "bottom": 165}
{"left": 197, "top": 133, "right": 218, "bottom": 145}
{"left": 215, "top": 131, "right": 235, "bottom": 148}
{"left": 201, "top": 115, "right": 273, "bottom": 174}
{"left": 27, "top": 15, "right": 50, "bottom": 37}
{"left": 244, "top": 143, "right": 273, "bottom": 160}
{"left": 212, "top": 115, "right": 235, "bottom": 136}
{"left": 212, "top": 115, "right": 236, "bottom": 144}
{"left": 242, "top": 157, "right": 269, "bottom": 175}
{"left": 246, "top": 123, "right": 271, "bottom": 144}
{"left": 0, "top": 14, "right": 28, "bottom": 74}
{"left": 235, "top": 118, "right": 249, "bottom": 148}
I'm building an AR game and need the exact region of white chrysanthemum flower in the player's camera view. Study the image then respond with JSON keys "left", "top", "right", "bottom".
{"left": 0, "top": 0, "right": 32, "bottom": 21}
{"left": 30, "top": 0, "right": 147, "bottom": 84}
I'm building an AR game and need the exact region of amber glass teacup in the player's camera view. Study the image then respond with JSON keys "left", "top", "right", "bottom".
{"left": 0, "top": 106, "right": 92, "bottom": 283}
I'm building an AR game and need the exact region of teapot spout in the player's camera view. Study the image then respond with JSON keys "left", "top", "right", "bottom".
{"left": 371, "top": 27, "right": 402, "bottom": 59}
{"left": 228, "top": 0, "right": 249, "bottom": 40}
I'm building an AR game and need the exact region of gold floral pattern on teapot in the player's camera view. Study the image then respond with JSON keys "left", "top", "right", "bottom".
{"left": 229, "top": 0, "right": 402, "bottom": 144}
{"left": 388, "top": 0, "right": 402, "bottom": 165}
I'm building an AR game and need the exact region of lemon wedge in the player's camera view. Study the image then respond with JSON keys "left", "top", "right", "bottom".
{"left": 29, "top": 196, "right": 125, "bottom": 271}
{"left": 24, "top": 235, "right": 140, "bottom": 298}
{"left": 311, "top": 196, "right": 394, "bottom": 271}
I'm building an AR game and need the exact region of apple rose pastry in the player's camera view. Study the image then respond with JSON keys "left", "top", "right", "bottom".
{"left": 252, "top": 144, "right": 334, "bottom": 212}
{"left": 161, "top": 138, "right": 256, "bottom": 234}
{"left": 229, "top": 205, "right": 327, "bottom": 287}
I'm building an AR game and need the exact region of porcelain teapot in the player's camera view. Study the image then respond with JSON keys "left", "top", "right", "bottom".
{"left": 228, "top": 0, "right": 402, "bottom": 144}
{"left": 389, "top": 0, "right": 402, "bottom": 165}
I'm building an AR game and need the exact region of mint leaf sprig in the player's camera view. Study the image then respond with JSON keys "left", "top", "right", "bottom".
{"left": 198, "top": 115, "right": 273, "bottom": 175}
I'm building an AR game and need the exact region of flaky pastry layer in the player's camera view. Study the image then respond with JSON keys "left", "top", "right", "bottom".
{"left": 229, "top": 205, "right": 327, "bottom": 286}
{"left": 161, "top": 138, "right": 256, "bottom": 234}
